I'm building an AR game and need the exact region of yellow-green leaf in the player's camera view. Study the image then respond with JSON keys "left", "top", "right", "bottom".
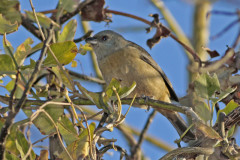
{"left": 0, "top": 0, "right": 21, "bottom": 24}
{"left": 30, "top": 99, "right": 64, "bottom": 135}
{"left": 0, "top": 14, "right": 18, "bottom": 34}
{"left": 57, "top": 116, "right": 79, "bottom": 145}
{"left": 14, "top": 38, "right": 33, "bottom": 66}
{"left": 0, "top": 54, "right": 16, "bottom": 75}
{"left": 43, "top": 41, "right": 78, "bottom": 67}
{"left": 52, "top": 66, "right": 73, "bottom": 90}
{"left": 195, "top": 121, "right": 222, "bottom": 140}
{"left": 79, "top": 43, "right": 93, "bottom": 51}
{"left": 71, "top": 60, "right": 77, "bottom": 68}
{"left": 57, "top": 19, "right": 77, "bottom": 42}
{"left": 25, "top": 10, "right": 59, "bottom": 29}
{"left": 194, "top": 73, "right": 220, "bottom": 99}
{"left": 59, "top": 122, "right": 95, "bottom": 160}
{"left": 217, "top": 100, "right": 238, "bottom": 121}
{"left": 59, "top": 0, "right": 79, "bottom": 13}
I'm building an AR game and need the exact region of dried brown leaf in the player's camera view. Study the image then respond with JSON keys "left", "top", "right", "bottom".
{"left": 202, "top": 47, "right": 220, "bottom": 58}
{"left": 81, "top": 0, "right": 111, "bottom": 22}
{"left": 147, "top": 25, "right": 170, "bottom": 49}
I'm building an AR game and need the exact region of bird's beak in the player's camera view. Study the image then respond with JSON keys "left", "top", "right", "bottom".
{"left": 85, "top": 37, "right": 98, "bottom": 45}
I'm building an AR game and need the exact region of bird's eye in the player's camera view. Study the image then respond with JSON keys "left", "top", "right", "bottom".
{"left": 101, "top": 35, "right": 108, "bottom": 41}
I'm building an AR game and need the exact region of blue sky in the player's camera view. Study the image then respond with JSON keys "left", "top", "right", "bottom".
{"left": 0, "top": 0, "right": 239, "bottom": 159}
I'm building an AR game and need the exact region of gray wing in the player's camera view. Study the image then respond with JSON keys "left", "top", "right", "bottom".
{"left": 127, "top": 41, "right": 179, "bottom": 102}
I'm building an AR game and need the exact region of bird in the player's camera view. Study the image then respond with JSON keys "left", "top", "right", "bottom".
{"left": 85, "top": 30, "right": 195, "bottom": 141}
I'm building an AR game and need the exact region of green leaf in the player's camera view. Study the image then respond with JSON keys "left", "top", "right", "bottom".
{"left": 5, "top": 80, "right": 24, "bottom": 98}
{"left": 0, "top": 54, "right": 16, "bottom": 75}
{"left": 31, "top": 99, "right": 64, "bottom": 135}
{"left": 14, "top": 38, "right": 33, "bottom": 66}
{"left": 217, "top": 100, "right": 238, "bottom": 122}
{"left": 71, "top": 60, "right": 77, "bottom": 68}
{"left": 195, "top": 121, "right": 222, "bottom": 140}
{"left": 52, "top": 66, "right": 73, "bottom": 90}
{"left": 57, "top": 116, "right": 79, "bottom": 145}
{"left": 59, "top": 0, "right": 79, "bottom": 13}
{"left": 20, "top": 58, "right": 36, "bottom": 70}
{"left": 59, "top": 122, "right": 96, "bottom": 160}
{"left": 79, "top": 43, "right": 92, "bottom": 55}
{"left": 43, "top": 41, "right": 78, "bottom": 67}
{"left": 5, "top": 129, "right": 36, "bottom": 159}
{"left": 4, "top": 151, "right": 20, "bottom": 160}
{"left": 0, "top": 0, "right": 21, "bottom": 24}
{"left": 76, "top": 82, "right": 104, "bottom": 110}
{"left": 0, "top": 14, "right": 18, "bottom": 34}
{"left": 195, "top": 100, "right": 211, "bottom": 123}
{"left": 227, "top": 125, "right": 235, "bottom": 137}
{"left": 29, "top": 42, "right": 43, "bottom": 56}
{"left": 57, "top": 19, "right": 77, "bottom": 42}
{"left": 105, "top": 78, "right": 136, "bottom": 100}
{"left": 211, "top": 87, "right": 237, "bottom": 106}
{"left": 25, "top": 10, "right": 60, "bottom": 29}
{"left": 194, "top": 73, "right": 220, "bottom": 99}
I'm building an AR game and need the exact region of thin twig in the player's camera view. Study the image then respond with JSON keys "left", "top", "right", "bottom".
{"left": 9, "top": 71, "right": 20, "bottom": 111}
{"left": 131, "top": 110, "right": 157, "bottom": 159}
{"left": 68, "top": 70, "right": 105, "bottom": 84}
{"left": 232, "top": 27, "right": 240, "bottom": 48}
{"left": 32, "top": 133, "right": 56, "bottom": 145}
{"left": 74, "top": 30, "right": 93, "bottom": 43}
{"left": 29, "top": 0, "right": 45, "bottom": 40}
{"left": 75, "top": 105, "right": 95, "bottom": 159}
{"left": 81, "top": 21, "right": 103, "bottom": 79}
{"left": 150, "top": 0, "right": 194, "bottom": 60}
{"left": 211, "top": 18, "right": 240, "bottom": 40}
{"left": 22, "top": 124, "right": 33, "bottom": 160}
{"left": 98, "top": 144, "right": 129, "bottom": 159}
{"left": 21, "top": 14, "right": 43, "bottom": 41}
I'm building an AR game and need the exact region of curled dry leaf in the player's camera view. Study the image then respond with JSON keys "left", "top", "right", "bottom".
{"left": 81, "top": 0, "right": 111, "bottom": 22}
{"left": 146, "top": 14, "right": 171, "bottom": 49}
{"left": 147, "top": 24, "right": 171, "bottom": 49}
{"left": 202, "top": 46, "right": 220, "bottom": 58}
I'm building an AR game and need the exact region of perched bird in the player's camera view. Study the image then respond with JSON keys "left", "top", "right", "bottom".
{"left": 85, "top": 30, "right": 195, "bottom": 141}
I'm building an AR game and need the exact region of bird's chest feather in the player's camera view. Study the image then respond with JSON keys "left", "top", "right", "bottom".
{"left": 98, "top": 51, "right": 134, "bottom": 86}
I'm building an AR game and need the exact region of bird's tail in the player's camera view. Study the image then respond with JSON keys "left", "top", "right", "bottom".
{"left": 158, "top": 109, "right": 196, "bottom": 142}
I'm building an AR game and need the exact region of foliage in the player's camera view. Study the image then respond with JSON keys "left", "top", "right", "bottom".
{"left": 0, "top": 0, "right": 239, "bottom": 160}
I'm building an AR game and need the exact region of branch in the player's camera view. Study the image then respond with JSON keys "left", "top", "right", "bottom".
{"left": 131, "top": 110, "right": 157, "bottom": 159}
{"left": 68, "top": 70, "right": 105, "bottom": 84}
{"left": 159, "top": 147, "right": 214, "bottom": 160}
{"left": 213, "top": 106, "right": 240, "bottom": 134}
